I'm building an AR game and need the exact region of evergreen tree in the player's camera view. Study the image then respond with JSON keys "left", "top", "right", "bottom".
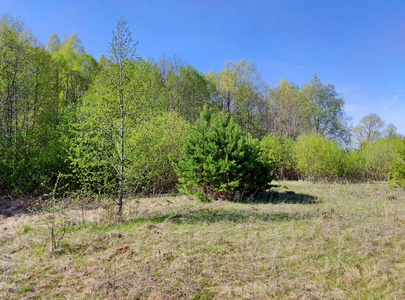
{"left": 173, "top": 105, "right": 274, "bottom": 200}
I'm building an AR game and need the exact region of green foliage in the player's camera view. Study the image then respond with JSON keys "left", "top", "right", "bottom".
{"left": 339, "top": 138, "right": 405, "bottom": 183}
{"left": 265, "top": 79, "right": 311, "bottom": 139}
{"left": 67, "top": 108, "right": 118, "bottom": 195}
{"left": 164, "top": 65, "right": 212, "bottom": 122}
{"left": 293, "top": 133, "right": 345, "bottom": 181}
{"left": 207, "top": 59, "right": 267, "bottom": 138}
{"left": 356, "top": 138, "right": 402, "bottom": 181}
{"left": 19, "top": 286, "right": 32, "bottom": 293}
{"left": 1, "top": 13, "right": 403, "bottom": 196}
{"left": 300, "top": 74, "right": 350, "bottom": 144}
{"left": 389, "top": 140, "right": 405, "bottom": 187}
{"left": 352, "top": 113, "right": 385, "bottom": 144}
{"left": 261, "top": 134, "right": 297, "bottom": 180}
{"left": 126, "top": 112, "right": 190, "bottom": 195}
{"left": 67, "top": 58, "right": 165, "bottom": 196}
{"left": 51, "top": 33, "right": 99, "bottom": 106}
{"left": 291, "top": 135, "right": 404, "bottom": 183}
{"left": 173, "top": 105, "right": 274, "bottom": 200}
{"left": 342, "top": 149, "right": 364, "bottom": 181}
{"left": 0, "top": 15, "right": 71, "bottom": 194}
{"left": 353, "top": 114, "right": 401, "bottom": 147}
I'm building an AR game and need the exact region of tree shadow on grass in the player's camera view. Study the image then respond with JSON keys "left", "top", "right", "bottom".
{"left": 122, "top": 206, "right": 315, "bottom": 226}
{"left": 246, "top": 191, "right": 319, "bottom": 204}
{"left": 0, "top": 196, "right": 35, "bottom": 217}
{"left": 114, "top": 191, "right": 319, "bottom": 226}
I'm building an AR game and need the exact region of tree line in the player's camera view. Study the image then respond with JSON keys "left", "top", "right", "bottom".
{"left": 1, "top": 14, "right": 404, "bottom": 199}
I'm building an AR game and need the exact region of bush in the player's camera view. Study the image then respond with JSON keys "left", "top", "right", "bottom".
{"left": 389, "top": 140, "right": 405, "bottom": 187}
{"left": 67, "top": 118, "right": 118, "bottom": 195}
{"left": 68, "top": 110, "right": 189, "bottom": 196}
{"left": 343, "top": 149, "right": 364, "bottom": 182}
{"left": 172, "top": 105, "right": 274, "bottom": 200}
{"left": 126, "top": 112, "right": 190, "bottom": 195}
{"left": 290, "top": 135, "right": 404, "bottom": 183}
{"left": 358, "top": 138, "right": 403, "bottom": 181}
{"left": 261, "top": 134, "right": 297, "bottom": 180}
{"left": 293, "top": 133, "right": 345, "bottom": 182}
{"left": 0, "top": 125, "right": 68, "bottom": 195}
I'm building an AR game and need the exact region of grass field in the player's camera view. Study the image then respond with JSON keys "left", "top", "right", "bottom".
{"left": 0, "top": 181, "right": 404, "bottom": 299}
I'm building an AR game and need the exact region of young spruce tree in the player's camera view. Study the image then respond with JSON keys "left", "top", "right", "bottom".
{"left": 173, "top": 105, "right": 274, "bottom": 200}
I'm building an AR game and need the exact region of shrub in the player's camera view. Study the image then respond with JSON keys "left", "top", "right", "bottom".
{"left": 172, "top": 105, "right": 274, "bottom": 200}
{"left": 68, "top": 111, "right": 189, "bottom": 196}
{"left": 388, "top": 140, "right": 405, "bottom": 187}
{"left": 293, "top": 133, "right": 345, "bottom": 182}
{"left": 0, "top": 126, "right": 68, "bottom": 195}
{"left": 292, "top": 135, "right": 404, "bottom": 183}
{"left": 343, "top": 149, "right": 364, "bottom": 182}
{"left": 67, "top": 118, "right": 118, "bottom": 195}
{"left": 126, "top": 112, "right": 190, "bottom": 195}
{"left": 358, "top": 138, "right": 403, "bottom": 181}
{"left": 261, "top": 134, "right": 297, "bottom": 180}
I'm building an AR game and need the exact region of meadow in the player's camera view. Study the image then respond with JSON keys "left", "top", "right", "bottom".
{"left": 1, "top": 181, "right": 404, "bottom": 299}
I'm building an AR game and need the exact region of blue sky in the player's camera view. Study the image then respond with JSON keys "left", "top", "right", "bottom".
{"left": 2, "top": 0, "right": 405, "bottom": 134}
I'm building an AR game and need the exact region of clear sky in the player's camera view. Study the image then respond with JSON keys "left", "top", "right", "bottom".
{"left": 2, "top": 0, "right": 405, "bottom": 134}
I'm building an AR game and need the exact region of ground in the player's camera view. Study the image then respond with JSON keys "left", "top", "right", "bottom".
{"left": 0, "top": 181, "right": 404, "bottom": 299}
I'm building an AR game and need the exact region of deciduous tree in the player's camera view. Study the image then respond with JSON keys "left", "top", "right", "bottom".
{"left": 265, "top": 79, "right": 311, "bottom": 139}
{"left": 301, "top": 74, "right": 350, "bottom": 144}
{"left": 352, "top": 113, "right": 385, "bottom": 144}
{"left": 207, "top": 59, "right": 267, "bottom": 137}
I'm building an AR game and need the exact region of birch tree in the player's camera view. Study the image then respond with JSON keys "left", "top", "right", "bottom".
{"left": 104, "top": 17, "right": 137, "bottom": 218}
{"left": 70, "top": 17, "right": 164, "bottom": 219}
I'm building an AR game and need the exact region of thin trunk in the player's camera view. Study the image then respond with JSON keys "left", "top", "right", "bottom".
{"left": 32, "top": 69, "right": 39, "bottom": 131}
{"left": 226, "top": 91, "right": 231, "bottom": 112}
{"left": 118, "top": 96, "right": 124, "bottom": 219}
{"left": 6, "top": 88, "right": 13, "bottom": 146}
{"left": 118, "top": 61, "right": 124, "bottom": 220}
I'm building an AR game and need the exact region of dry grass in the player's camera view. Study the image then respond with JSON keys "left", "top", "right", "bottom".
{"left": 0, "top": 181, "right": 404, "bottom": 299}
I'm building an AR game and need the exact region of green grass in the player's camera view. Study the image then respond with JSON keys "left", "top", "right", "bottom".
{"left": 0, "top": 181, "right": 404, "bottom": 299}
